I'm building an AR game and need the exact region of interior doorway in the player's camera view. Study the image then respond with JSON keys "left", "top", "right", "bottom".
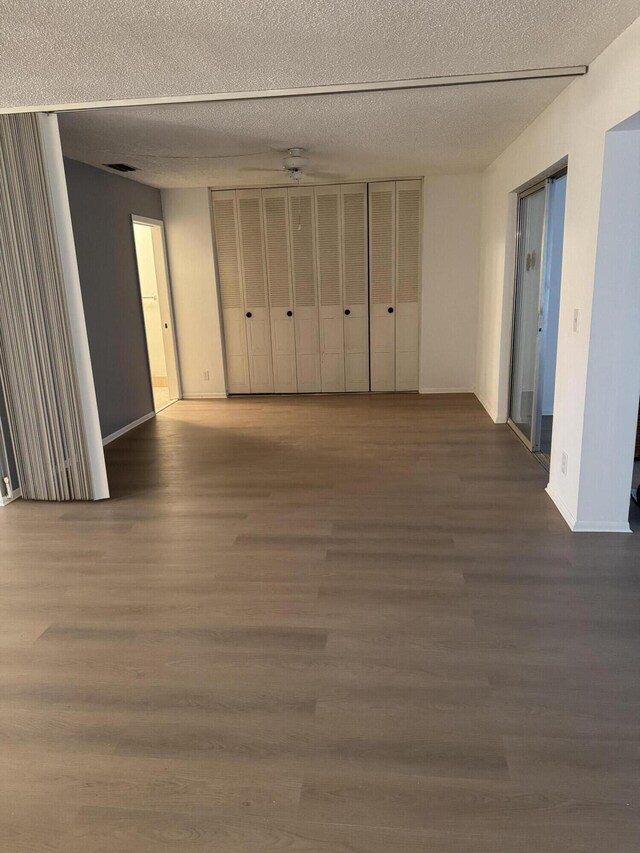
{"left": 132, "top": 216, "right": 181, "bottom": 412}
{"left": 508, "top": 170, "right": 567, "bottom": 462}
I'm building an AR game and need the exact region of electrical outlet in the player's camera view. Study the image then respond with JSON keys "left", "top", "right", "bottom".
{"left": 561, "top": 451, "right": 568, "bottom": 475}
{"left": 573, "top": 309, "right": 580, "bottom": 333}
{"left": 203, "top": 370, "right": 210, "bottom": 382}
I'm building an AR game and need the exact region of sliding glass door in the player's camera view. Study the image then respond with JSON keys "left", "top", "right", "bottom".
{"left": 509, "top": 183, "right": 547, "bottom": 448}
{"left": 508, "top": 173, "right": 567, "bottom": 456}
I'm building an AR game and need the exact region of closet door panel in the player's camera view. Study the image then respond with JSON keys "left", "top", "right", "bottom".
{"left": 370, "top": 310, "right": 395, "bottom": 390}
{"left": 343, "top": 317, "right": 369, "bottom": 390}
{"left": 315, "top": 186, "right": 345, "bottom": 392}
{"left": 396, "top": 303, "right": 420, "bottom": 390}
{"left": 245, "top": 319, "right": 273, "bottom": 389}
{"left": 211, "top": 190, "right": 250, "bottom": 393}
{"left": 262, "top": 187, "right": 297, "bottom": 392}
{"left": 368, "top": 182, "right": 396, "bottom": 391}
{"left": 289, "top": 187, "right": 321, "bottom": 392}
{"left": 395, "top": 180, "right": 421, "bottom": 391}
{"left": 223, "top": 309, "right": 251, "bottom": 392}
{"left": 271, "top": 315, "right": 297, "bottom": 389}
{"left": 342, "top": 184, "right": 369, "bottom": 391}
{"left": 236, "top": 189, "right": 274, "bottom": 393}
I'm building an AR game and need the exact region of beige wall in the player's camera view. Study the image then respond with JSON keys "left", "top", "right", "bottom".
{"left": 420, "top": 174, "right": 482, "bottom": 393}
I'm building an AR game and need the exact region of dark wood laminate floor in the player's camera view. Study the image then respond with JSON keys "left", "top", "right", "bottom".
{"left": 1, "top": 393, "right": 639, "bottom": 852}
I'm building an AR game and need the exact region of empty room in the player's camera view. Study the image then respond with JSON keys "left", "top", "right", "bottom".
{"left": 0, "top": 2, "right": 640, "bottom": 851}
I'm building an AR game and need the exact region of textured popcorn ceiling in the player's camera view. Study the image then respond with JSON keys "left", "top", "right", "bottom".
{"left": 10, "top": 0, "right": 635, "bottom": 186}
{"left": 2, "top": 0, "right": 638, "bottom": 108}
{"left": 59, "top": 80, "right": 575, "bottom": 187}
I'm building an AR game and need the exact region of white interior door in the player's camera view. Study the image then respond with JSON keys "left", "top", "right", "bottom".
{"left": 341, "top": 184, "right": 369, "bottom": 391}
{"left": 369, "top": 182, "right": 396, "bottom": 391}
{"left": 262, "top": 187, "right": 297, "bottom": 392}
{"left": 211, "top": 190, "right": 250, "bottom": 393}
{"left": 395, "top": 180, "right": 421, "bottom": 391}
{"left": 288, "top": 187, "right": 321, "bottom": 392}
{"left": 139, "top": 220, "right": 181, "bottom": 404}
{"left": 236, "top": 189, "right": 274, "bottom": 393}
{"left": 314, "top": 186, "right": 345, "bottom": 392}
{"left": 133, "top": 221, "right": 175, "bottom": 411}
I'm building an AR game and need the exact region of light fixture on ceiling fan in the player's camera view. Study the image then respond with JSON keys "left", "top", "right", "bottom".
{"left": 282, "top": 147, "right": 308, "bottom": 183}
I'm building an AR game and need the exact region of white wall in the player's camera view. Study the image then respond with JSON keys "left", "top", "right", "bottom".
{"left": 475, "top": 16, "right": 640, "bottom": 530}
{"left": 163, "top": 177, "right": 483, "bottom": 401}
{"left": 421, "top": 174, "right": 482, "bottom": 393}
{"left": 162, "top": 188, "right": 226, "bottom": 397}
{"left": 576, "top": 116, "right": 640, "bottom": 531}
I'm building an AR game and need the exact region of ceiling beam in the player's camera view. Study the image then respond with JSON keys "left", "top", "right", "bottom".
{"left": 0, "top": 66, "right": 588, "bottom": 115}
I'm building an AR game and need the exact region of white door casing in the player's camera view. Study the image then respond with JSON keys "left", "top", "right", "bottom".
{"left": 132, "top": 217, "right": 182, "bottom": 403}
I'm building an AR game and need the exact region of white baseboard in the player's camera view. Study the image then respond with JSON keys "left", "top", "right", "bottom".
{"left": 102, "top": 411, "right": 155, "bottom": 446}
{"left": 545, "top": 483, "right": 577, "bottom": 530}
{"left": 0, "top": 486, "right": 21, "bottom": 506}
{"left": 473, "top": 390, "right": 500, "bottom": 422}
{"left": 419, "top": 387, "right": 475, "bottom": 394}
{"left": 572, "top": 520, "right": 632, "bottom": 533}
{"left": 182, "top": 392, "right": 228, "bottom": 399}
{"left": 546, "top": 483, "right": 632, "bottom": 533}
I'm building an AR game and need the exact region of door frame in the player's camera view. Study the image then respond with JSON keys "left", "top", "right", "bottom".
{"left": 507, "top": 179, "right": 548, "bottom": 451}
{"left": 534, "top": 171, "right": 567, "bottom": 456}
{"left": 506, "top": 167, "right": 566, "bottom": 453}
{"left": 131, "top": 215, "right": 182, "bottom": 408}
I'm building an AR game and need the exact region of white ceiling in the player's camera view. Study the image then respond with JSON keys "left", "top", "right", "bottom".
{"left": 6, "top": 0, "right": 636, "bottom": 187}
{"left": 59, "top": 80, "right": 575, "bottom": 187}
{"left": 2, "top": 0, "right": 638, "bottom": 108}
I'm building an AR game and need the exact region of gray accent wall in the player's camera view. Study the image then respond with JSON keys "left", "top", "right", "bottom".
{"left": 64, "top": 158, "right": 162, "bottom": 439}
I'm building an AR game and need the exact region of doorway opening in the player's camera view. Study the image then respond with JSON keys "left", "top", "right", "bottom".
{"left": 630, "top": 399, "right": 640, "bottom": 531}
{"left": 508, "top": 170, "right": 567, "bottom": 464}
{"left": 132, "top": 216, "right": 181, "bottom": 413}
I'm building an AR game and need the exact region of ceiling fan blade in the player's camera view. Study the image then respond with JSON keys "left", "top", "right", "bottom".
{"left": 138, "top": 150, "right": 274, "bottom": 162}
{"left": 237, "top": 166, "right": 285, "bottom": 173}
{"left": 306, "top": 170, "right": 344, "bottom": 181}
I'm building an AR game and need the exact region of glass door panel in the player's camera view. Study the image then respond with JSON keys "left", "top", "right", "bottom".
{"left": 508, "top": 185, "right": 546, "bottom": 447}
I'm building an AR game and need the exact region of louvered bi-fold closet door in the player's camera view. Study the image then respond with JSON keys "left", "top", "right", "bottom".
{"left": 236, "top": 189, "right": 274, "bottom": 392}
{"left": 368, "top": 182, "right": 396, "bottom": 391}
{"left": 395, "top": 181, "right": 421, "bottom": 391}
{"left": 211, "top": 190, "right": 250, "bottom": 393}
{"left": 288, "top": 187, "right": 321, "bottom": 392}
{"left": 314, "top": 186, "right": 345, "bottom": 392}
{"left": 262, "top": 187, "right": 297, "bottom": 392}
{"left": 341, "top": 184, "right": 369, "bottom": 391}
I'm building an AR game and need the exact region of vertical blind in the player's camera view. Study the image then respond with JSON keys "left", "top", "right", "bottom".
{"left": 0, "top": 113, "right": 94, "bottom": 500}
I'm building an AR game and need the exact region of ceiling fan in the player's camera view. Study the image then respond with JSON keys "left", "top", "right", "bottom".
{"left": 239, "top": 147, "right": 342, "bottom": 183}
{"left": 129, "top": 145, "right": 342, "bottom": 183}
